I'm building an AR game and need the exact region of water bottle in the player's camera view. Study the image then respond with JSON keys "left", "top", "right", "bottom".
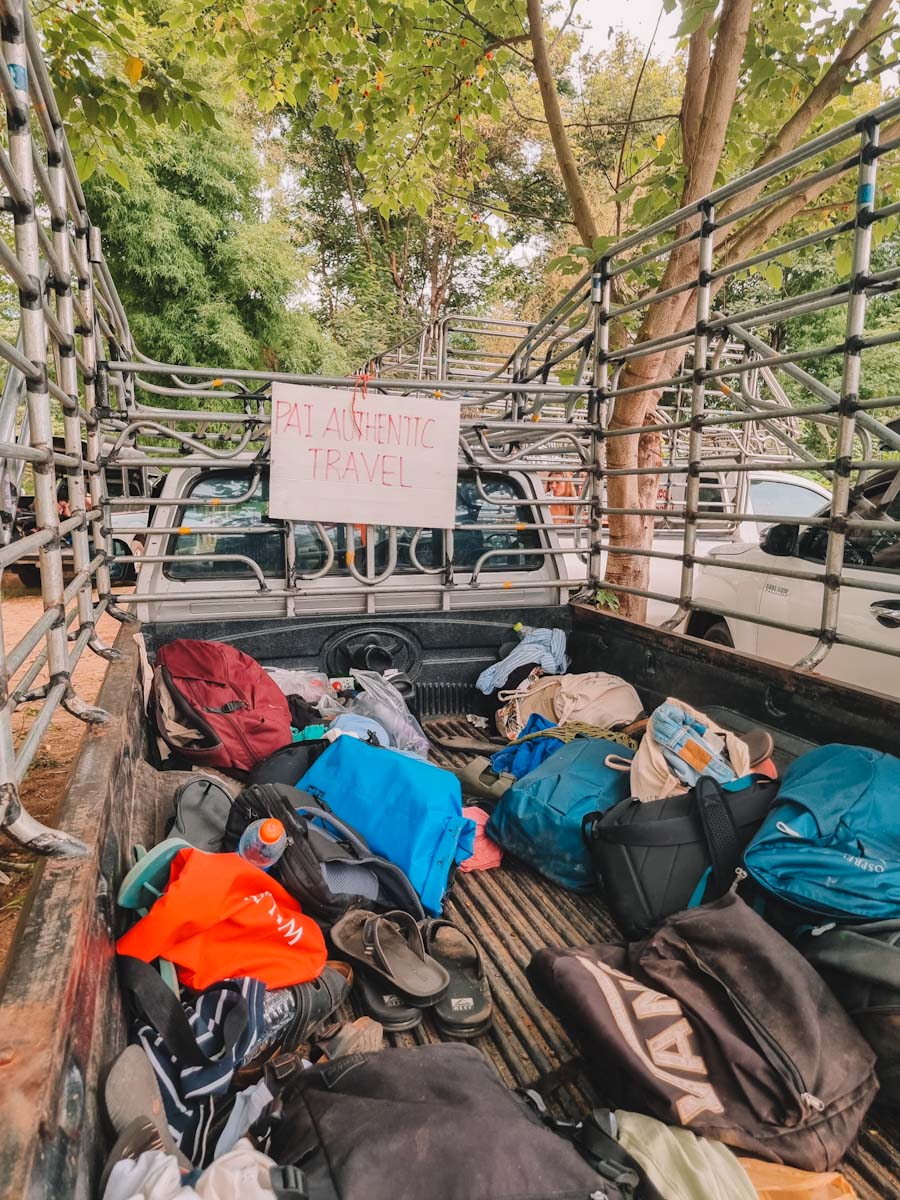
{"left": 238, "top": 817, "right": 287, "bottom": 870}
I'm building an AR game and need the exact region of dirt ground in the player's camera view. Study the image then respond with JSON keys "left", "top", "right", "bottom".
{"left": 0, "top": 576, "right": 118, "bottom": 964}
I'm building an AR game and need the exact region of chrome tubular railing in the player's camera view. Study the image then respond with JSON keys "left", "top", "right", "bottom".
{"left": 0, "top": 0, "right": 896, "bottom": 853}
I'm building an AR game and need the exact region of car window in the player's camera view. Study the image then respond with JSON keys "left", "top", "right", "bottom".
{"left": 167, "top": 471, "right": 542, "bottom": 579}
{"left": 750, "top": 478, "right": 827, "bottom": 518}
{"left": 798, "top": 482, "right": 900, "bottom": 573}
{"left": 168, "top": 472, "right": 286, "bottom": 580}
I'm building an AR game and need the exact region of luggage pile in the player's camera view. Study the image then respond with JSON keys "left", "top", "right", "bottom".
{"left": 101, "top": 629, "right": 897, "bottom": 1198}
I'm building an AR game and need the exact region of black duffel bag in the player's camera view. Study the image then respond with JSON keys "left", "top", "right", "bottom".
{"left": 225, "top": 782, "right": 424, "bottom": 925}
{"left": 260, "top": 1043, "right": 634, "bottom": 1200}
{"left": 583, "top": 774, "right": 779, "bottom": 939}
{"left": 800, "top": 918, "right": 900, "bottom": 1107}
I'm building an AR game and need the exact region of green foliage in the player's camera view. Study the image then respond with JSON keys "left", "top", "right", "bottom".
{"left": 85, "top": 116, "right": 349, "bottom": 372}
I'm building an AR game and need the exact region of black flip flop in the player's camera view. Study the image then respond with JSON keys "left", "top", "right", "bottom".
{"left": 421, "top": 919, "right": 493, "bottom": 1039}
{"left": 330, "top": 909, "right": 450, "bottom": 1004}
{"left": 354, "top": 965, "right": 423, "bottom": 1032}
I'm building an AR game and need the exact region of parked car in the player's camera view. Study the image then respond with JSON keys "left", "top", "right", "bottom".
{"left": 557, "top": 468, "right": 831, "bottom": 625}
{"left": 684, "top": 467, "right": 900, "bottom": 698}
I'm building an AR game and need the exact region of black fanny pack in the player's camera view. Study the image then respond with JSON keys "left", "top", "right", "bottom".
{"left": 583, "top": 774, "right": 779, "bottom": 938}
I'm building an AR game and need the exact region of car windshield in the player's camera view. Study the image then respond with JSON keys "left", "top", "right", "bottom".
{"left": 750, "top": 478, "right": 828, "bottom": 518}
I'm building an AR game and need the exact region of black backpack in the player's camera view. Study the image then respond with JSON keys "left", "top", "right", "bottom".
{"left": 259, "top": 1044, "right": 632, "bottom": 1200}
{"left": 800, "top": 918, "right": 900, "bottom": 1107}
{"left": 583, "top": 775, "right": 779, "bottom": 938}
{"left": 224, "top": 782, "right": 423, "bottom": 925}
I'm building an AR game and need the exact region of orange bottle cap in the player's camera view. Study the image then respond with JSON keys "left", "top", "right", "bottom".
{"left": 259, "top": 818, "right": 284, "bottom": 845}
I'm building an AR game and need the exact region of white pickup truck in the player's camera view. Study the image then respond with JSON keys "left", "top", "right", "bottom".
{"left": 129, "top": 460, "right": 900, "bottom": 699}
{"left": 560, "top": 469, "right": 830, "bottom": 622}
{"left": 683, "top": 466, "right": 900, "bottom": 699}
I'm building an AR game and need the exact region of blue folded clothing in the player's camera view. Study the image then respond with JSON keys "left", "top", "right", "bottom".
{"left": 296, "top": 737, "right": 475, "bottom": 916}
{"left": 490, "top": 714, "right": 563, "bottom": 780}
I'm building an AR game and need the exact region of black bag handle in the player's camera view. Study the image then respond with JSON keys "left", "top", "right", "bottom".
{"left": 694, "top": 776, "right": 743, "bottom": 894}
{"left": 118, "top": 956, "right": 250, "bottom": 1069}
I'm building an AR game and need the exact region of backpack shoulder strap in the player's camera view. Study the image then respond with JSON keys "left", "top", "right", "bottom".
{"left": 694, "top": 776, "right": 743, "bottom": 894}
{"left": 118, "top": 956, "right": 250, "bottom": 1068}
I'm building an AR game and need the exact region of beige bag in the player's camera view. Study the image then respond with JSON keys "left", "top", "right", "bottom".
{"left": 495, "top": 670, "right": 560, "bottom": 740}
{"left": 617, "top": 1110, "right": 757, "bottom": 1200}
{"left": 629, "top": 697, "right": 750, "bottom": 802}
{"left": 553, "top": 672, "right": 642, "bottom": 729}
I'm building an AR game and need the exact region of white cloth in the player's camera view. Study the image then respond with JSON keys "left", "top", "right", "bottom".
{"left": 213, "top": 1082, "right": 274, "bottom": 1159}
{"left": 196, "top": 1140, "right": 277, "bottom": 1198}
{"left": 104, "top": 1140, "right": 276, "bottom": 1200}
{"left": 103, "top": 1150, "right": 194, "bottom": 1200}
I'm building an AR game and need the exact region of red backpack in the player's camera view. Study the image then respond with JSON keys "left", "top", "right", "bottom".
{"left": 151, "top": 639, "right": 291, "bottom": 774}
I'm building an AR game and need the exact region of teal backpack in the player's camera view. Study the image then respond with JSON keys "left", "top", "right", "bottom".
{"left": 744, "top": 744, "right": 900, "bottom": 921}
{"left": 486, "top": 738, "right": 633, "bottom": 890}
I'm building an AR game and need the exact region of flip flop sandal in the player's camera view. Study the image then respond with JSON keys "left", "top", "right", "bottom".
{"left": 99, "top": 1116, "right": 165, "bottom": 1195}
{"left": 740, "top": 729, "right": 775, "bottom": 769}
{"left": 452, "top": 756, "right": 515, "bottom": 802}
{"left": 105, "top": 1045, "right": 188, "bottom": 1165}
{"left": 119, "top": 843, "right": 186, "bottom": 997}
{"left": 421, "top": 919, "right": 493, "bottom": 1039}
{"left": 330, "top": 909, "right": 450, "bottom": 1004}
{"left": 431, "top": 734, "right": 506, "bottom": 754}
{"left": 353, "top": 965, "right": 424, "bottom": 1032}
{"left": 118, "top": 838, "right": 191, "bottom": 909}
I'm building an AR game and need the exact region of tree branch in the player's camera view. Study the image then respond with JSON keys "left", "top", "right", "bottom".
{"left": 527, "top": 0, "right": 598, "bottom": 245}
{"left": 681, "top": 6, "right": 715, "bottom": 166}
{"left": 720, "top": 0, "right": 894, "bottom": 218}
{"left": 614, "top": 6, "right": 663, "bottom": 236}
{"left": 549, "top": 0, "right": 580, "bottom": 52}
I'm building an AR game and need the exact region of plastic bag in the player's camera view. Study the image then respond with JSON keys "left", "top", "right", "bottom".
{"left": 348, "top": 669, "right": 430, "bottom": 758}
{"left": 265, "top": 667, "right": 330, "bottom": 704}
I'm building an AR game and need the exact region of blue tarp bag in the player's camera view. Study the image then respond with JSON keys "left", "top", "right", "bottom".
{"left": 296, "top": 737, "right": 475, "bottom": 917}
{"left": 486, "top": 737, "right": 633, "bottom": 890}
{"left": 744, "top": 744, "right": 900, "bottom": 921}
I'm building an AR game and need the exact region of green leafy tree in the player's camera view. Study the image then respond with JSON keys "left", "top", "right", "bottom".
{"left": 85, "top": 114, "right": 349, "bottom": 373}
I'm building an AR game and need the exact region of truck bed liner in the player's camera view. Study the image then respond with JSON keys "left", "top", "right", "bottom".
{"left": 423, "top": 718, "right": 900, "bottom": 1200}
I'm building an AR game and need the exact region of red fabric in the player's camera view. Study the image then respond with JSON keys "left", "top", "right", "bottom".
{"left": 156, "top": 639, "right": 291, "bottom": 773}
{"left": 117, "top": 848, "right": 327, "bottom": 989}
{"left": 460, "top": 806, "right": 503, "bottom": 873}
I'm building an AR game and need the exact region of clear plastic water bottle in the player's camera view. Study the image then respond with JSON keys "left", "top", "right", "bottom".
{"left": 238, "top": 817, "right": 287, "bottom": 870}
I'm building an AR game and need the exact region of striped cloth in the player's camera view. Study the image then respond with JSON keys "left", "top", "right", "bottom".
{"left": 476, "top": 627, "right": 568, "bottom": 694}
{"left": 136, "top": 976, "right": 267, "bottom": 1168}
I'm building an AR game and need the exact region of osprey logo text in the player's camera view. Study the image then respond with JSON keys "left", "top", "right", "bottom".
{"left": 576, "top": 956, "right": 724, "bottom": 1125}
{"left": 842, "top": 854, "right": 886, "bottom": 873}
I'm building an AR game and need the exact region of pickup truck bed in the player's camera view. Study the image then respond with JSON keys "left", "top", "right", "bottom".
{"left": 1, "top": 604, "right": 899, "bottom": 1199}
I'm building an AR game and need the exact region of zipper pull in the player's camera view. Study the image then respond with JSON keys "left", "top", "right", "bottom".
{"left": 729, "top": 867, "right": 747, "bottom": 895}
{"left": 801, "top": 1092, "right": 825, "bottom": 1113}
{"left": 810, "top": 922, "right": 836, "bottom": 938}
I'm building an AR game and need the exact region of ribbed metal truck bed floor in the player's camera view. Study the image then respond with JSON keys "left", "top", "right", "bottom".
{"left": 410, "top": 719, "right": 900, "bottom": 1200}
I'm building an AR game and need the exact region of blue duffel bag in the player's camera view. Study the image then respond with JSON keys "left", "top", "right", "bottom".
{"left": 744, "top": 744, "right": 900, "bottom": 921}
{"left": 296, "top": 737, "right": 475, "bottom": 917}
{"left": 486, "top": 738, "right": 633, "bottom": 890}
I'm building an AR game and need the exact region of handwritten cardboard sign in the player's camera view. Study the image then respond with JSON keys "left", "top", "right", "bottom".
{"left": 268, "top": 383, "right": 460, "bottom": 527}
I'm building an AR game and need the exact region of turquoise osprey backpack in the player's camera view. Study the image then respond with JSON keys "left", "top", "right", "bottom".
{"left": 744, "top": 744, "right": 900, "bottom": 921}
{"left": 486, "top": 737, "right": 633, "bottom": 890}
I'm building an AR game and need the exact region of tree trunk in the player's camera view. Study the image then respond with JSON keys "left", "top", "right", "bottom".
{"left": 603, "top": 0, "right": 753, "bottom": 619}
